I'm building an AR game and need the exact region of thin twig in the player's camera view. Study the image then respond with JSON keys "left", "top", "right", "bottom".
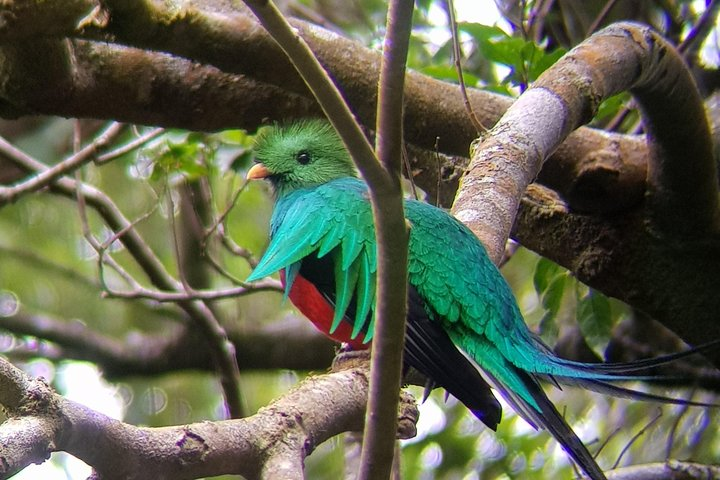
{"left": 585, "top": 0, "right": 621, "bottom": 37}
{"left": 204, "top": 248, "right": 248, "bottom": 285}
{"left": 167, "top": 183, "right": 194, "bottom": 293}
{"left": 203, "top": 179, "right": 261, "bottom": 274}
{"left": 0, "top": 122, "right": 125, "bottom": 204}
{"left": 612, "top": 408, "right": 663, "bottom": 470}
{"left": 219, "top": 225, "right": 259, "bottom": 268}
{"left": 664, "top": 389, "right": 693, "bottom": 459}
{"left": 593, "top": 425, "right": 624, "bottom": 460}
{"left": 445, "top": 0, "right": 485, "bottom": 133}
{"left": 203, "top": 179, "right": 249, "bottom": 243}
{"left": 528, "top": 0, "right": 554, "bottom": 44}
{"left": 101, "top": 279, "right": 282, "bottom": 302}
{"left": 678, "top": 0, "right": 720, "bottom": 56}
{"left": 0, "top": 136, "right": 245, "bottom": 419}
{"left": 95, "top": 127, "right": 166, "bottom": 164}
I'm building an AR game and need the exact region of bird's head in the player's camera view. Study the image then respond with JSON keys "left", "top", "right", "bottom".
{"left": 247, "top": 119, "right": 358, "bottom": 196}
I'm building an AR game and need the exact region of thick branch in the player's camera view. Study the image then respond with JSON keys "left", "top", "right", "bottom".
{"left": 454, "top": 22, "right": 719, "bottom": 263}
{"left": 0, "top": 355, "right": 417, "bottom": 480}
{"left": 537, "top": 22, "right": 719, "bottom": 234}
{"left": 606, "top": 461, "right": 720, "bottom": 480}
{"left": 0, "top": 38, "right": 319, "bottom": 131}
{"left": 513, "top": 184, "right": 720, "bottom": 364}
{"left": 0, "top": 1, "right": 651, "bottom": 217}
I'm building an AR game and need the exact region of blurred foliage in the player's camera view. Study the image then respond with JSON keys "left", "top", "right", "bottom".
{"left": 1, "top": 0, "right": 719, "bottom": 479}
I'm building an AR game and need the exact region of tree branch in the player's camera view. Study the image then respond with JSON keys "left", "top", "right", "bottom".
{"left": 455, "top": 21, "right": 719, "bottom": 262}
{"left": 238, "top": 2, "right": 413, "bottom": 479}
{"left": 0, "top": 310, "right": 336, "bottom": 377}
{"left": 0, "top": 0, "right": 651, "bottom": 216}
{"left": 605, "top": 461, "right": 720, "bottom": 480}
{"left": 448, "top": 23, "right": 720, "bottom": 364}
{"left": 0, "top": 122, "right": 125, "bottom": 205}
{"left": 513, "top": 183, "right": 720, "bottom": 364}
{"left": 0, "top": 354, "right": 418, "bottom": 480}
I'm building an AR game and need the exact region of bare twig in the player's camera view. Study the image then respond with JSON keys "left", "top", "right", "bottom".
{"left": 585, "top": 0, "right": 621, "bottom": 37}
{"left": 611, "top": 408, "right": 662, "bottom": 470}
{"left": 678, "top": 0, "right": 720, "bottom": 56}
{"left": 95, "top": 127, "right": 166, "bottom": 164}
{"left": 101, "top": 279, "right": 281, "bottom": 302}
{"left": 0, "top": 122, "right": 125, "bottom": 204}
{"left": 527, "top": 0, "right": 554, "bottom": 44}
{"left": 664, "top": 389, "right": 693, "bottom": 459}
{"left": 0, "top": 135, "right": 245, "bottom": 418}
{"left": 445, "top": 0, "right": 485, "bottom": 133}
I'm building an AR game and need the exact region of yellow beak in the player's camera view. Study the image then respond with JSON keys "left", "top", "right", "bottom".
{"left": 246, "top": 163, "right": 271, "bottom": 180}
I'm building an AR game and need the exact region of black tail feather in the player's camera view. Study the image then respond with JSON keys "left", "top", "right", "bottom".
{"left": 488, "top": 369, "right": 608, "bottom": 480}
{"left": 404, "top": 286, "right": 502, "bottom": 430}
{"left": 553, "top": 376, "right": 720, "bottom": 407}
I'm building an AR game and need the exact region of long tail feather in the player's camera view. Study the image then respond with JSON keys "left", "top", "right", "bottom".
{"left": 552, "top": 376, "right": 720, "bottom": 407}
{"left": 487, "top": 369, "right": 607, "bottom": 480}
{"left": 525, "top": 337, "right": 720, "bottom": 379}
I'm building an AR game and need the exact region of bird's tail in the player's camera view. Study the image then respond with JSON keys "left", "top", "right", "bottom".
{"left": 483, "top": 358, "right": 608, "bottom": 480}
{"left": 521, "top": 335, "right": 719, "bottom": 379}
{"left": 461, "top": 336, "right": 720, "bottom": 480}
{"left": 519, "top": 336, "right": 720, "bottom": 407}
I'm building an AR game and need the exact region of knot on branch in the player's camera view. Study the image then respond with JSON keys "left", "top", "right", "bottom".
{"left": 397, "top": 389, "right": 418, "bottom": 440}
{"left": 568, "top": 148, "right": 645, "bottom": 213}
{"left": 175, "top": 428, "right": 211, "bottom": 465}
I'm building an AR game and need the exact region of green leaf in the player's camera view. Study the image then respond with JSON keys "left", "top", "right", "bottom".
{"left": 533, "top": 257, "right": 564, "bottom": 294}
{"left": 218, "top": 129, "right": 253, "bottom": 145}
{"left": 577, "top": 287, "right": 613, "bottom": 355}
{"left": 147, "top": 134, "right": 212, "bottom": 181}
{"left": 592, "top": 92, "right": 633, "bottom": 126}
{"left": 420, "top": 65, "right": 480, "bottom": 85}
{"left": 230, "top": 149, "right": 254, "bottom": 172}
{"left": 528, "top": 47, "right": 566, "bottom": 80}
{"left": 458, "top": 22, "right": 508, "bottom": 43}
{"left": 538, "top": 272, "right": 567, "bottom": 344}
{"left": 459, "top": 22, "right": 565, "bottom": 88}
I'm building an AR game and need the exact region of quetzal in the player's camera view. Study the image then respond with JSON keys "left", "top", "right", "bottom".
{"left": 245, "top": 119, "right": 711, "bottom": 480}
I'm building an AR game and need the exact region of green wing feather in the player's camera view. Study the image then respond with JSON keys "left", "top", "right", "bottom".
{"left": 247, "top": 178, "right": 377, "bottom": 342}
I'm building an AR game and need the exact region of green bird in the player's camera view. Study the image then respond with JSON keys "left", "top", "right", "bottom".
{"left": 246, "top": 119, "right": 713, "bottom": 480}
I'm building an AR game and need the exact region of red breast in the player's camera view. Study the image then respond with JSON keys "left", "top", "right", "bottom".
{"left": 280, "top": 270, "right": 369, "bottom": 350}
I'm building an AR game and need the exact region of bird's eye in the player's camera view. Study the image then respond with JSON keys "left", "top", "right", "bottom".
{"left": 296, "top": 151, "right": 311, "bottom": 165}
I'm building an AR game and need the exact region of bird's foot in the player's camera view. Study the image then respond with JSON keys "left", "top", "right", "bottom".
{"left": 331, "top": 348, "right": 371, "bottom": 371}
